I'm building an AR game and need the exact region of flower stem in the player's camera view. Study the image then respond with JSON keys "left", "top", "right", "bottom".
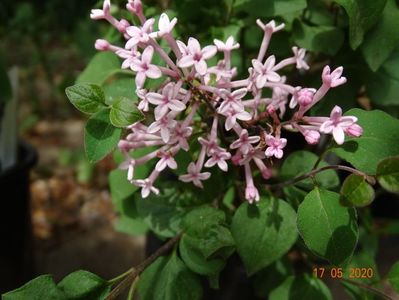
{"left": 266, "top": 165, "right": 375, "bottom": 189}
{"left": 105, "top": 233, "right": 182, "bottom": 300}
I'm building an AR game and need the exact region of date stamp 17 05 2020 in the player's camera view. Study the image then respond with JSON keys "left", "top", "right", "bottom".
{"left": 313, "top": 267, "right": 374, "bottom": 279}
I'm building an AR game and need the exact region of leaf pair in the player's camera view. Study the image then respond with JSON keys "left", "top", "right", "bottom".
{"left": 65, "top": 83, "right": 144, "bottom": 163}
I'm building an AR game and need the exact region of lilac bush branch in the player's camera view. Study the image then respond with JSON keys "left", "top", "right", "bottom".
{"left": 90, "top": 0, "right": 363, "bottom": 203}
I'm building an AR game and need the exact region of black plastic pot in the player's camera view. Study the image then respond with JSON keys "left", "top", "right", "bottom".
{"left": 0, "top": 141, "right": 37, "bottom": 293}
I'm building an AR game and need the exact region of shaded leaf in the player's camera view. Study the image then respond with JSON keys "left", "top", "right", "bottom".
{"left": 297, "top": 188, "right": 358, "bottom": 265}
{"left": 84, "top": 109, "right": 122, "bottom": 163}
{"left": 110, "top": 96, "right": 144, "bottom": 127}
{"left": 340, "top": 174, "right": 375, "bottom": 207}
{"left": 231, "top": 197, "right": 297, "bottom": 275}
{"left": 377, "top": 156, "right": 399, "bottom": 193}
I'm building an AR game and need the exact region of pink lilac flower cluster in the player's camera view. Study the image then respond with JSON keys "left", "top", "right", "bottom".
{"left": 91, "top": 0, "right": 363, "bottom": 203}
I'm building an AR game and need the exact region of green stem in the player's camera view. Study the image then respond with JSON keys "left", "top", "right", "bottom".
{"left": 340, "top": 278, "right": 394, "bottom": 300}
{"left": 108, "top": 268, "right": 134, "bottom": 285}
{"left": 266, "top": 165, "right": 375, "bottom": 190}
{"left": 126, "top": 276, "right": 139, "bottom": 300}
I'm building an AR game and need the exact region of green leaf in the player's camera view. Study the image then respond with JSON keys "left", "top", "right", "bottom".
{"left": 340, "top": 174, "right": 375, "bottom": 207}
{"left": 331, "top": 109, "right": 399, "bottom": 174}
{"left": 361, "top": 0, "right": 399, "bottom": 71}
{"left": 292, "top": 21, "right": 344, "bottom": 55}
{"left": 138, "top": 252, "right": 202, "bottom": 300}
{"left": 77, "top": 51, "right": 121, "bottom": 85}
{"left": 110, "top": 96, "right": 144, "bottom": 127}
{"left": 231, "top": 197, "right": 298, "bottom": 275}
{"left": 103, "top": 77, "right": 136, "bottom": 103}
{"left": 2, "top": 275, "right": 64, "bottom": 300}
{"left": 84, "top": 109, "right": 122, "bottom": 163}
{"left": 253, "top": 258, "right": 294, "bottom": 297}
{"left": 335, "top": 0, "right": 387, "bottom": 49}
{"left": 387, "top": 261, "right": 399, "bottom": 293}
{"left": 280, "top": 150, "right": 340, "bottom": 190}
{"left": 57, "top": 270, "right": 111, "bottom": 300}
{"left": 366, "top": 49, "right": 399, "bottom": 106}
{"left": 269, "top": 274, "right": 333, "bottom": 300}
{"left": 297, "top": 188, "right": 358, "bottom": 265}
{"left": 136, "top": 184, "right": 208, "bottom": 238}
{"left": 179, "top": 207, "right": 235, "bottom": 275}
{"left": 377, "top": 157, "right": 399, "bottom": 193}
{"left": 65, "top": 83, "right": 106, "bottom": 114}
{"left": 234, "top": 0, "right": 306, "bottom": 17}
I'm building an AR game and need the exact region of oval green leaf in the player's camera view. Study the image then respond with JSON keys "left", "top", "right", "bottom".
{"left": 340, "top": 174, "right": 375, "bottom": 207}
{"left": 110, "top": 96, "right": 144, "bottom": 127}
{"left": 65, "top": 83, "right": 106, "bottom": 114}
{"left": 377, "top": 156, "right": 399, "bottom": 193}
{"left": 84, "top": 109, "right": 122, "bottom": 163}
{"left": 297, "top": 188, "right": 358, "bottom": 265}
{"left": 231, "top": 197, "right": 298, "bottom": 275}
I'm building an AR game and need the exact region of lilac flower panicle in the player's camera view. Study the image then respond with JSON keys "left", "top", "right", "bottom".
{"left": 91, "top": 0, "right": 363, "bottom": 202}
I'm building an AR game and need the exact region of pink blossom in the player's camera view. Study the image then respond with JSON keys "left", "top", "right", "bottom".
{"left": 133, "top": 178, "right": 159, "bottom": 198}
{"left": 245, "top": 185, "right": 260, "bottom": 204}
{"left": 90, "top": 0, "right": 110, "bottom": 20}
{"left": 256, "top": 19, "right": 285, "bottom": 34}
{"left": 198, "top": 137, "right": 223, "bottom": 156}
{"left": 230, "top": 129, "right": 260, "bottom": 155}
{"left": 292, "top": 47, "right": 309, "bottom": 70}
{"left": 265, "top": 135, "right": 287, "bottom": 159}
{"left": 130, "top": 46, "right": 162, "bottom": 88}
{"left": 119, "top": 157, "right": 136, "bottom": 181}
{"left": 320, "top": 106, "right": 357, "bottom": 145}
{"left": 116, "top": 49, "right": 140, "bottom": 70}
{"left": 125, "top": 19, "right": 156, "bottom": 49}
{"left": 252, "top": 56, "right": 281, "bottom": 89}
{"left": 205, "top": 149, "right": 231, "bottom": 172}
{"left": 137, "top": 89, "right": 150, "bottom": 111}
{"left": 223, "top": 108, "right": 252, "bottom": 131}
{"left": 214, "top": 36, "right": 240, "bottom": 52}
{"left": 147, "top": 114, "right": 177, "bottom": 143}
{"left": 157, "top": 13, "right": 177, "bottom": 37}
{"left": 117, "top": 19, "right": 130, "bottom": 33}
{"left": 146, "top": 82, "right": 186, "bottom": 119}
{"left": 170, "top": 124, "right": 193, "bottom": 151}
{"left": 177, "top": 38, "right": 217, "bottom": 75}
{"left": 218, "top": 88, "right": 247, "bottom": 114}
{"left": 179, "top": 163, "right": 211, "bottom": 188}
{"left": 155, "top": 151, "right": 178, "bottom": 171}
{"left": 322, "top": 66, "right": 347, "bottom": 88}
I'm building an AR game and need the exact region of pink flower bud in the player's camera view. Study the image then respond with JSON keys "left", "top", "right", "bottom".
{"left": 118, "top": 140, "right": 131, "bottom": 151}
{"left": 126, "top": 0, "right": 142, "bottom": 14}
{"left": 261, "top": 168, "right": 272, "bottom": 180}
{"left": 304, "top": 130, "right": 320, "bottom": 144}
{"left": 95, "top": 39, "right": 110, "bottom": 51}
{"left": 117, "top": 19, "right": 130, "bottom": 33}
{"left": 345, "top": 124, "right": 363, "bottom": 137}
{"left": 297, "top": 88, "right": 315, "bottom": 107}
{"left": 267, "top": 104, "right": 276, "bottom": 114}
{"left": 231, "top": 152, "right": 242, "bottom": 165}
